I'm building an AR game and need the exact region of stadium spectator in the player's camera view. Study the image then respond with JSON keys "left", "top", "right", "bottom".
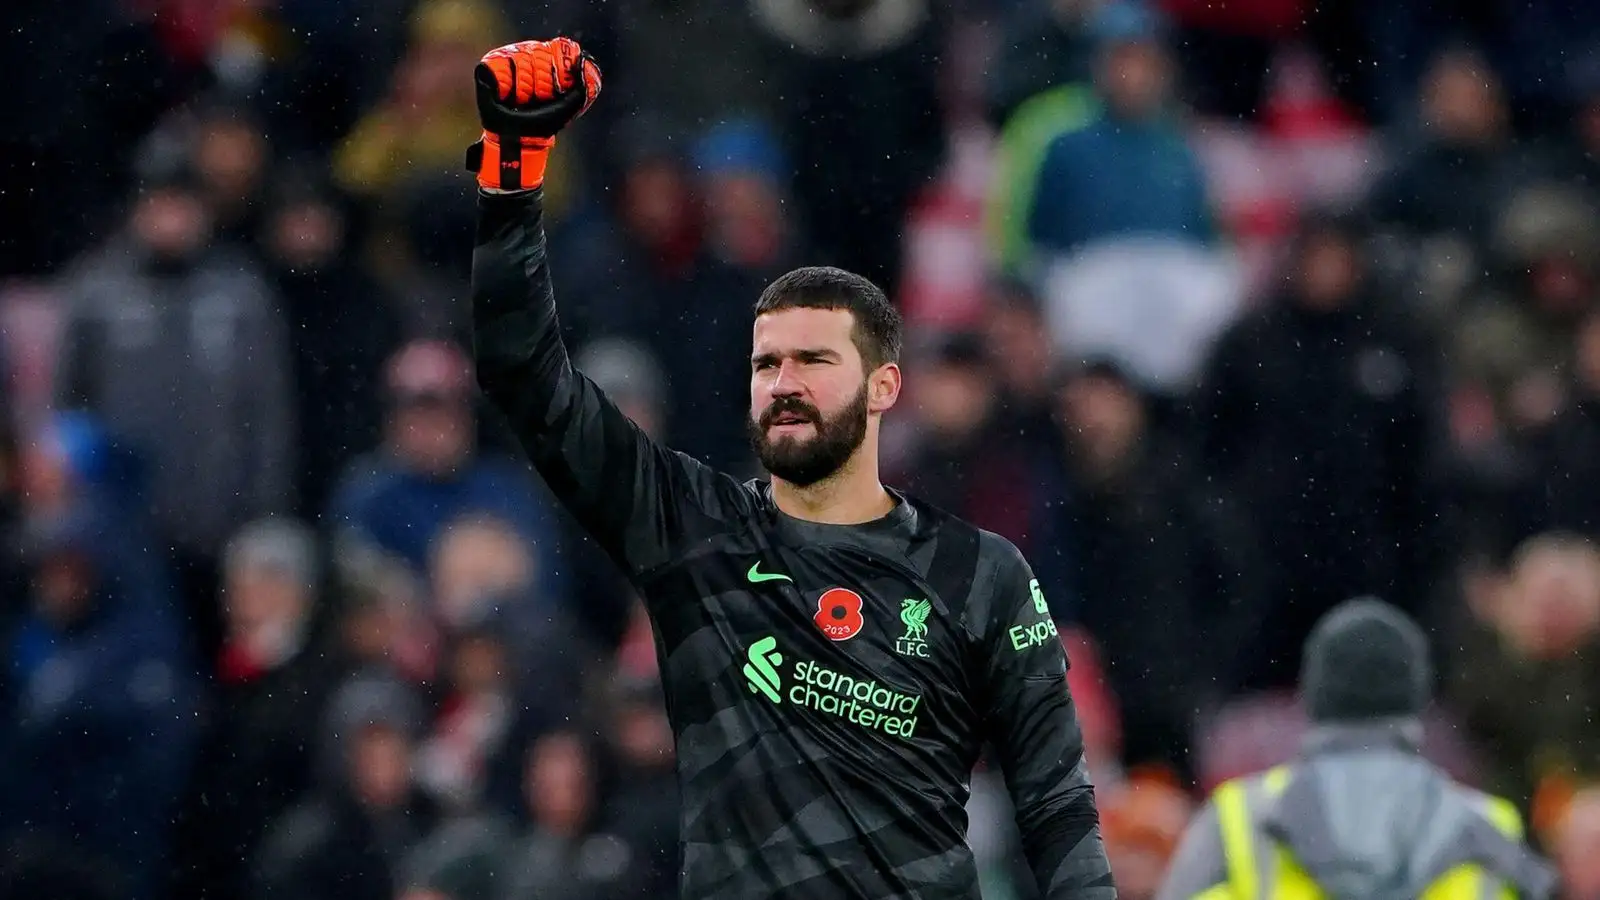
{"left": 889, "top": 331, "right": 1038, "bottom": 548}
{"left": 0, "top": 500, "right": 198, "bottom": 900}
{"left": 52, "top": 150, "right": 296, "bottom": 671}
{"left": 750, "top": 0, "right": 947, "bottom": 301}
{"left": 326, "top": 338, "right": 567, "bottom": 604}
{"left": 493, "top": 729, "right": 658, "bottom": 900}
{"left": 1504, "top": 301, "right": 1600, "bottom": 545}
{"left": 1031, "top": 358, "right": 1268, "bottom": 775}
{"left": 252, "top": 673, "right": 435, "bottom": 900}
{"left": 168, "top": 517, "right": 340, "bottom": 900}
{"left": 1369, "top": 46, "right": 1528, "bottom": 267}
{"left": 1019, "top": 2, "right": 1214, "bottom": 260}
{"left": 260, "top": 167, "right": 408, "bottom": 517}
{"left": 1198, "top": 209, "right": 1446, "bottom": 691}
{"left": 1159, "top": 599, "right": 1556, "bottom": 900}
{"left": 1448, "top": 532, "right": 1600, "bottom": 815}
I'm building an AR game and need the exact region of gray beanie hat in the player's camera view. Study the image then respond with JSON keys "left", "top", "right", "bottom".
{"left": 1301, "top": 597, "right": 1432, "bottom": 723}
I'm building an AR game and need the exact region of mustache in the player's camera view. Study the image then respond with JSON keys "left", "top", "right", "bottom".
{"left": 759, "top": 398, "right": 820, "bottom": 429}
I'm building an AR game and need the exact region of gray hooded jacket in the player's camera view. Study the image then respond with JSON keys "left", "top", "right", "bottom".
{"left": 54, "top": 239, "right": 296, "bottom": 555}
{"left": 1158, "top": 724, "right": 1557, "bottom": 900}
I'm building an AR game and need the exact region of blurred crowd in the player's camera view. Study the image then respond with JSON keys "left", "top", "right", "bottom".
{"left": 3, "top": 0, "right": 1600, "bottom": 899}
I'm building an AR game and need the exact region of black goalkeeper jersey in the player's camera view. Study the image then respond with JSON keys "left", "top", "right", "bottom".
{"left": 470, "top": 189, "right": 1115, "bottom": 900}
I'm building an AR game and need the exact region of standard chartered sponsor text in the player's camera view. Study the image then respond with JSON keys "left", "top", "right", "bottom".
{"left": 792, "top": 660, "right": 921, "bottom": 738}
{"left": 746, "top": 636, "right": 922, "bottom": 738}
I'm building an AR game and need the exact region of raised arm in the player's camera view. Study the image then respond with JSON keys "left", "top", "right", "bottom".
{"left": 467, "top": 38, "right": 743, "bottom": 578}
{"left": 970, "top": 535, "right": 1116, "bottom": 900}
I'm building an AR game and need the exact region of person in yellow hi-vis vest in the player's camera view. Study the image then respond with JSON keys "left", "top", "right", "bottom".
{"left": 1157, "top": 598, "right": 1558, "bottom": 900}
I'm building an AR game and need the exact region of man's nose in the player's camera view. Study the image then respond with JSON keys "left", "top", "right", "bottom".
{"left": 770, "top": 359, "right": 804, "bottom": 396}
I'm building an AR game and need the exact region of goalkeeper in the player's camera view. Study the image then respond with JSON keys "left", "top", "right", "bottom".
{"left": 465, "top": 36, "right": 1115, "bottom": 900}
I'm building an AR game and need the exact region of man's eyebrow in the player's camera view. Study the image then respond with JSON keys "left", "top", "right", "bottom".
{"left": 795, "top": 347, "right": 841, "bottom": 361}
{"left": 751, "top": 348, "right": 841, "bottom": 364}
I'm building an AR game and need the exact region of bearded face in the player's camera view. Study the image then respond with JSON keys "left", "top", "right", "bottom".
{"left": 747, "top": 378, "right": 869, "bottom": 487}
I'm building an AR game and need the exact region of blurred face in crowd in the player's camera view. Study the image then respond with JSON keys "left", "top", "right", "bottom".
{"left": 1555, "top": 789, "right": 1600, "bottom": 900}
{"left": 704, "top": 172, "right": 786, "bottom": 269}
{"left": 1096, "top": 40, "right": 1171, "bottom": 120}
{"left": 749, "top": 308, "right": 897, "bottom": 487}
{"left": 1060, "top": 371, "right": 1145, "bottom": 476}
{"left": 1495, "top": 539, "right": 1600, "bottom": 659}
{"left": 20, "top": 439, "right": 70, "bottom": 517}
{"left": 351, "top": 724, "right": 413, "bottom": 811}
{"left": 526, "top": 732, "right": 593, "bottom": 837}
{"left": 196, "top": 117, "right": 267, "bottom": 207}
{"left": 132, "top": 186, "right": 210, "bottom": 261}
{"left": 34, "top": 549, "right": 95, "bottom": 629}
{"left": 1421, "top": 52, "right": 1506, "bottom": 147}
{"left": 430, "top": 518, "right": 533, "bottom": 629}
{"left": 390, "top": 388, "right": 473, "bottom": 474}
{"left": 623, "top": 159, "right": 695, "bottom": 250}
{"left": 395, "top": 37, "right": 478, "bottom": 117}
{"left": 613, "top": 687, "right": 675, "bottom": 771}
{"left": 1294, "top": 229, "right": 1364, "bottom": 311}
{"left": 914, "top": 358, "right": 994, "bottom": 441}
{"left": 387, "top": 341, "right": 475, "bottom": 475}
{"left": 224, "top": 560, "right": 307, "bottom": 650}
{"left": 450, "top": 633, "right": 508, "bottom": 696}
{"left": 985, "top": 292, "right": 1054, "bottom": 400}
{"left": 267, "top": 197, "right": 345, "bottom": 271}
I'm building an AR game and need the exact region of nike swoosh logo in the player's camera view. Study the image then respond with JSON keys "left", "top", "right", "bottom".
{"left": 747, "top": 562, "right": 793, "bottom": 584}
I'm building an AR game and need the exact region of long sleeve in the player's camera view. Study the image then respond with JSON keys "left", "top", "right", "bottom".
{"left": 972, "top": 539, "right": 1115, "bottom": 899}
{"left": 469, "top": 188, "right": 747, "bottom": 580}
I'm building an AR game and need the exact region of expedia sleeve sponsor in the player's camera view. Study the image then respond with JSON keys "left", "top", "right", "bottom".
{"left": 1006, "top": 577, "right": 1060, "bottom": 653}
{"left": 1008, "top": 617, "right": 1059, "bottom": 653}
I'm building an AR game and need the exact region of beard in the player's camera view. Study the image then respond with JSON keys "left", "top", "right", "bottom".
{"left": 747, "top": 382, "right": 869, "bottom": 488}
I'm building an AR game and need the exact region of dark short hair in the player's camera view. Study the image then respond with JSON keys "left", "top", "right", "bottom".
{"left": 753, "top": 266, "right": 903, "bottom": 369}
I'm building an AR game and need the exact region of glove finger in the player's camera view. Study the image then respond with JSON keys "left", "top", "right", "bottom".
{"left": 578, "top": 54, "right": 602, "bottom": 115}
{"left": 525, "top": 45, "right": 561, "bottom": 101}
{"left": 481, "top": 57, "right": 513, "bottom": 100}
{"left": 512, "top": 54, "right": 534, "bottom": 105}
{"left": 553, "top": 38, "right": 580, "bottom": 91}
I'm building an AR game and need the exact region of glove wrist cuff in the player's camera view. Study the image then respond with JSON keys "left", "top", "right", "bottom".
{"left": 466, "top": 132, "right": 554, "bottom": 191}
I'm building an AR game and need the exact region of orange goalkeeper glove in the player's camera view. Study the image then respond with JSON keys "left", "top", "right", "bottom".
{"left": 466, "top": 37, "right": 602, "bottom": 192}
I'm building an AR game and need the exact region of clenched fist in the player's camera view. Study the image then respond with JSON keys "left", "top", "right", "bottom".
{"left": 465, "top": 37, "right": 602, "bottom": 192}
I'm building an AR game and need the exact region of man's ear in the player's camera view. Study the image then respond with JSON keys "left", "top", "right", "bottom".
{"left": 868, "top": 363, "right": 902, "bottom": 414}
